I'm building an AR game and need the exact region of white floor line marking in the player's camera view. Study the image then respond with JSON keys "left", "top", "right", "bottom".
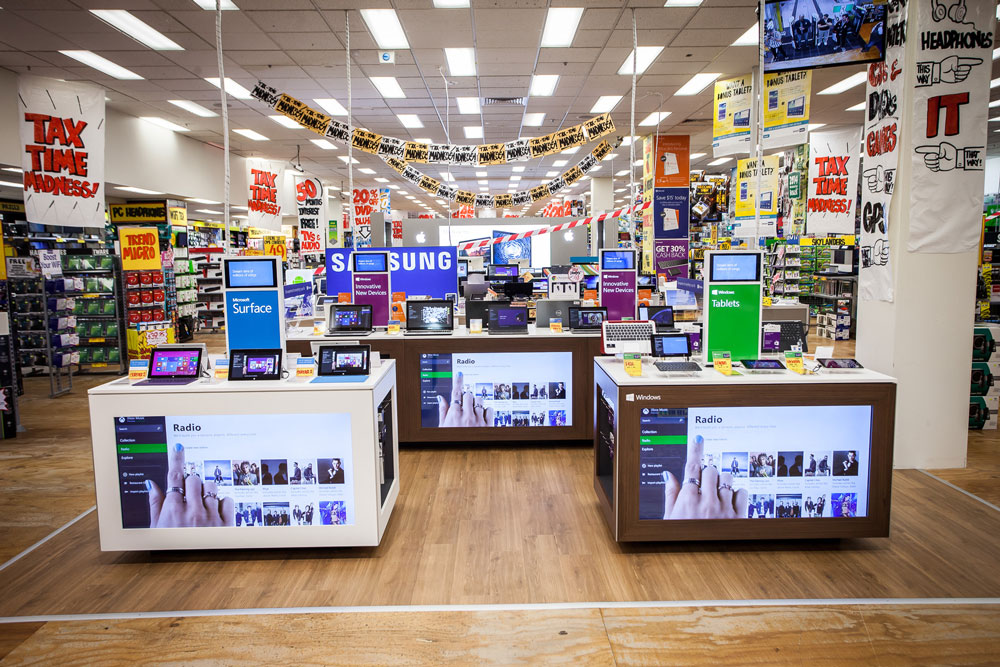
{"left": 919, "top": 470, "right": 1000, "bottom": 513}
{"left": 0, "top": 506, "right": 96, "bottom": 574}
{"left": 2, "top": 598, "right": 999, "bottom": 625}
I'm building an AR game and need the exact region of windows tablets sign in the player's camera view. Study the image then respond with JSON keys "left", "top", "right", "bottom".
{"left": 326, "top": 247, "right": 457, "bottom": 299}
{"left": 705, "top": 284, "right": 760, "bottom": 362}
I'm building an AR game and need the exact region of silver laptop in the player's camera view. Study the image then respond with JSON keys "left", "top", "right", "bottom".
{"left": 534, "top": 298, "right": 581, "bottom": 328}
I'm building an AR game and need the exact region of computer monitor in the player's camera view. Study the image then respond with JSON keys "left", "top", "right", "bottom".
{"left": 709, "top": 253, "right": 761, "bottom": 282}
{"left": 651, "top": 333, "right": 691, "bottom": 358}
{"left": 457, "top": 260, "right": 469, "bottom": 278}
{"left": 583, "top": 275, "right": 599, "bottom": 291}
{"left": 600, "top": 250, "right": 635, "bottom": 270}
{"left": 352, "top": 252, "right": 388, "bottom": 273}
{"left": 763, "top": 0, "right": 886, "bottom": 74}
{"left": 502, "top": 282, "right": 534, "bottom": 300}
{"left": 224, "top": 258, "right": 277, "bottom": 289}
{"left": 491, "top": 264, "right": 518, "bottom": 277}
{"left": 464, "top": 282, "right": 488, "bottom": 300}
{"left": 637, "top": 275, "right": 655, "bottom": 287}
{"left": 406, "top": 300, "right": 454, "bottom": 332}
{"left": 639, "top": 305, "right": 675, "bottom": 329}
{"left": 532, "top": 279, "right": 549, "bottom": 293}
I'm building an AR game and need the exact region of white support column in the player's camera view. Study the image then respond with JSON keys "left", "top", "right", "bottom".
{"left": 590, "top": 177, "right": 614, "bottom": 252}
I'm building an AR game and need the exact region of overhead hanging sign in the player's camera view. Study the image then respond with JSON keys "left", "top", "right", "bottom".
{"left": 295, "top": 176, "right": 326, "bottom": 258}
{"left": 734, "top": 155, "right": 780, "bottom": 237}
{"left": 264, "top": 235, "right": 287, "bottom": 261}
{"left": 908, "top": 0, "right": 992, "bottom": 253}
{"left": 18, "top": 75, "right": 105, "bottom": 228}
{"left": 762, "top": 70, "right": 811, "bottom": 150}
{"left": 806, "top": 128, "right": 862, "bottom": 237}
{"left": 712, "top": 74, "right": 753, "bottom": 157}
{"left": 110, "top": 201, "right": 167, "bottom": 223}
{"left": 246, "top": 158, "right": 284, "bottom": 232}
{"left": 352, "top": 187, "right": 389, "bottom": 249}
{"left": 118, "top": 226, "right": 162, "bottom": 271}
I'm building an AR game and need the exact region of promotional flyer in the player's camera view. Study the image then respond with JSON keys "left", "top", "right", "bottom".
{"left": 734, "top": 156, "right": 779, "bottom": 237}
{"left": 246, "top": 158, "right": 284, "bottom": 232}
{"left": 712, "top": 74, "right": 753, "bottom": 156}
{"left": 807, "top": 128, "right": 861, "bottom": 237}
{"left": 638, "top": 405, "right": 873, "bottom": 521}
{"left": 352, "top": 272, "right": 390, "bottom": 326}
{"left": 762, "top": 70, "right": 812, "bottom": 149}
{"left": 705, "top": 282, "right": 761, "bottom": 362}
{"left": 328, "top": 247, "right": 457, "bottom": 300}
{"left": 295, "top": 176, "right": 327, "bottom": 259}
{"left": 419, "top": 352, "right": 572, "bottom": 428}
{"left": 115, "top": 413, "right": 355, "bottom": 529}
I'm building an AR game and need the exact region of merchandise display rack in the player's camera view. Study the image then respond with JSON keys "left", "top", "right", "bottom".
{"left": 10, "top": 274, "right": 76, "bottom": 397}
{"left": 62, "top": 251, "right": 127, "bottom": 374}
{"left": 763, "top": 238, "right": 802, "bottom": 298}
{"left": 193, "top": 247, "right": 225, "bottom": 332}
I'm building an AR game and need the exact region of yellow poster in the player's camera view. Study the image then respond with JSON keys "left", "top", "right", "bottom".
{"left": 762, "top": 70, "right": 811, "bottom": 149}
{"left": 168, "top": 206, "right": 187, "bottom": 226}
{"left": 118, "top": 226, "right": 162, "bottom": 271}
{"left": 110, "top": 202, "right": 167, "bottom": 224}
{"left": 264, "top": 235, "right": 287, "bottom": 260}
{"left": 734, "top": 155, "right": 779, "bottom": 233}
{"left": 712, "top": 74, "right": 753, "bottom": 156}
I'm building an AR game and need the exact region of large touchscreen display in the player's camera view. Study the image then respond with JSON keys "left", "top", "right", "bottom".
{"left": 115, "top": 414, "right": 354, "bottom": 529}
{"left": 419, "top": 352, "right": 572, "bottom": 428}
{"left": 638, "top": 406, "right": 872, "bottom": 520}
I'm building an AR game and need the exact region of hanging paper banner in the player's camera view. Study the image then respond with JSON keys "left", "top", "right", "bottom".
{"left": 246, "top": 158, "right": 284, "bottom": 231}
{"left": 504, "top": 139, "right": 531, "bottom": 162}
{"left": 734, "top": 155, "right": 780, "bottom": 237}
{"left": 478, "top": 143, "right": 506, "bottom": 166}
{"left": 859, "top": 1, "right": 907, "bottom": 303}
{"left": 554, "top": 125, "right": 586, "bottom": 151}
{"left": 712, "top": 74, "right": 753, "bottom": 157}
{"left": 325, "top": 120, "right": 350, "bottom": 143}
{"left": 352, "top": 128, "right": 382, "bottom": 154}
{"left": 377, "top": 136, "right": 405, "bottom": 159}
{"left": 583, "top": 113, "right": 616, "bottom": 140}
{"left": 295, "top": 176, "right": 327, "bottom": 258}
{"left": 652, "top": 188, "right": 690, "bottom": 240}
{"left": 250, "top": 80, "right": 280, "bottom": 107}
{"left": 529, "top": 133, "right": 560, "bottom": 158}
{"left": 908, "top": 0, "right": 992, "bottom": 253}
{"left": 274, "top": 94, "right": 307, "bottom": 123}
{"left": 807, "top": 128, "right": 861, "bottom": 237}
{"left": 404, "top": 142, "right": 429, "bottom": 163}
{"left": 18, "top": 75, "right": 105, "bottom": 228}
{"left": 762, "top": 70, "right": 811, "bottom": 150}
{"left": 351, "top": 187, "right": 389, "bottom": 249}
{"left": 118, "top": 227, "right": 162, "bottom": 271}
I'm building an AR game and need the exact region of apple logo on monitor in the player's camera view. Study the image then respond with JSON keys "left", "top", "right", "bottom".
{"left": 415, "top": 231, "right": 426, "bottom": 244}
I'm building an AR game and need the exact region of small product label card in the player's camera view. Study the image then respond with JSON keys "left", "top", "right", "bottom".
{"left": 469, "top": 318, "right": 483, "bottom": 334}
{"left": 296, "top": 357, "right": 316, "bottom": 379}
{"left": 784, "top": 351, "right": 806, "bottom": 374}
{"left": 214, "top": 360, "right": 229, "bottom": 381}
{"left": 713, "top": 351, "right": 735, "bottom": 376}
{"left": 624, "top": 352, "right": 642, "bottom": 377}
{"left": 549, "top": 318, "right": 563, "bottom": 334}
{"left": 387, "top": 320, "right": 401, "bottom": 335}
{"left": 128, "top": 359, "right": 149, "bottom": 384}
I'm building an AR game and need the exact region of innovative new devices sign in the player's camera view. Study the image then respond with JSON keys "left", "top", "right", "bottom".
{"left": 326, "top": 246, "right": 457, "bottom": 298}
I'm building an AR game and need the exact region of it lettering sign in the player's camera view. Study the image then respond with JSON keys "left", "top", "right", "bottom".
{"left": 118, "top": 227, "right": 162, "bottom": 271}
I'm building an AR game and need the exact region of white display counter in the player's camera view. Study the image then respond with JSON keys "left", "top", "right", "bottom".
{"left": 89, "top": 361, "right": 398, "bottom": 551}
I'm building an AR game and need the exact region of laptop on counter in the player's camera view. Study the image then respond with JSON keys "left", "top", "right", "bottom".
{"left": 567, "top": 306, "right": 608, "bottom": 334}
{"left": 405, "top": 300, "right": 454, "bottom": 336}
{"left": 136, "top": 347, "right": 203, "bottom": 386}
{"left": 327, "top": 304, "right": 373, "bottom": 337}
{"left": 488, "top": 305, "right": 529, "bottom": 335}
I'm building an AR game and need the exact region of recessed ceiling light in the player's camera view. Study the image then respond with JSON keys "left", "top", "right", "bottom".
{"left": 553, "top": 159, "right": 568, "bottom": 167}
{"left": 233, "top": 128, "right": 268, "bottom": 141}
{"left": 846, "top": 102, "right": 866, "bottom": 111}
{"left": 360, "top": 9, "right": 409, "bottom": 49}
{"left": 733, "top": 23, "right": 758, "bottom": 46}
{"left": 445, "top": 47, "right": 476, "bottom": 76}
{"left": 541, "top": 7, "right": 584, "bottom": 48}
{"left": 615, "top": 169, "right": 629, "bottom": 176}
{"left": 374, "top": 177, "right": 389, "bottom": 183}
{"left": 818, "top": 72, "right": 867, "bottom": 95}
{"left": 512, "top": 166, "right": 525, "bottom": 172}
{"left": 169, "top": 100, "right": 217, "bottom": 117}
{"left": 690, "top": 152, "right": 706, "bottom": 160}
{"left": 707, "top": 157, "right": 731, "bottom": 166}
{"left": 807, "top": 123, "right": 826, "bottom": 131}
{"left": 639, "top": 111, "right": 671, "bottom": 126}
{"left": 433, "top": 0, "right": 470, "bottom": 7}
{"left": 590, "top": 165, "right": 602, "bottom": 172}
{"left": 591, "top": 95, "right": 622, "bottom": 113}
{"left": 140, "top": 117, "right": 189, "bottom": 132}
{"left": 511, "top": 175, "right": 521, "bottom": 181}
{"left": 0, "top": 180, "right": 23, "bottom": 189}
{"left": 311, "top": 139, "right": 336, "bottom": 150}
{"left": 370, "top": 77, "right": 406, "bottom": 98}
{"left": 457, "top": 97, "right": 480, "bottom": 114}
{"left": 187, "top": 198, "right": 219, "bottom": 205}
{"left": 676, "top": 73, "right": 721, "bottom": 95}
{"left": 478, "top": 179, "right": 488, "bottom": 185}
{"left": 479, "top": 186, "right": 488, "bottom": 191}
{"left": 60, "top": 50, "right": 142, "bottom": 80}
{"left": 398, "top": 114, "right": 424, "bottom": 128}
{"left": 546, "top": 171, "right": 559, "bottom": 177}
{"left": 618, "top": 46, "right": 664, "bottom": 75}
{"left": 313, "top": 98, "right": 348, "bottom": 116}
{"left": 561, "top": 146, "right": 580, "bottom": 155}
{"left": 359, "top": 168, "right": 376, "bottom": 174}
{"left": 90, "top": 10, "right": 183, "bottom": 51}
{"left": 191, "top": 0, "right": 238, "bottom": 9}
{"left": 269, "top": 115, "right": 301, "bottom": 129}
{"left": 116, "top": 186, "right": 164, "bottom": 195}
{"left": 205, "top": 77, "right": 252, "bottom": 99}
{"left": 530, "top": 74, "right": 559, "bottom": 96}
{"left": 523, "top": 113, "right": 545, "bottom": 126}
{"left": 464, "top": 126, "right": 483, "bottom": 139}
{"left": 664, "top": 0, "right": 703, "bottom": 6}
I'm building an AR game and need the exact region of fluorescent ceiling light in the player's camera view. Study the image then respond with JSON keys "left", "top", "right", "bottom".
{"left": 591, "top": 95, "right": 622, "bottom": 113}
{"left": 464, "top": 126, "right": 483, "bottom": 139}
{"left": 374, "top": 178, "right": 389, "bottom": 183}
{"left": 530, "top": 74, "right": 559, "bottom": 96}
{"left": 359, "top": 168, "right": 376, "bottom": 175}
{"left": 512, "top": 166, "right": 525, "bottom": 172}
{"left": 440, "top": 172, "right": 455, "bottom": 181}
{"left": 991, "top": 116, "right": 1000, "bottom": 121}
{"left": 665, "top": 0, "right": 703, "bottom": 6}
{"left": 3, "top": 167, "right": 22, "bottom": 173}
{"left": 191, "top": 0, "right": 238, "bottom": 8}
{"left": 993, "top": 77, "right": 1000, "bottom": 89}
{"left": 546, "top": 171, "right": 559, "bottom": 177}
{"left": 690, "top": 152, "right": 706, "bottom": 160}
{"left": 676, "top": 72, "right": 720, "bottom": 95}
{"left": 818, "top": 72, "right": 867, "bottom": 95}
{"left": 140, "top": 117, "right": 189, "bottom": 132}
{"left": 59, "top": 50, "right": 142, "bottom": 80}
{"left": 169, "top": 100, "right": 216, "bottom": 117}
{"left": 523, "top": 113, "right": 545, "bottom": 126}
{"left": 233, "top": 128, "right": 268, "bottom": 141}
{"left": 313, "top": 98, "right": 348, "bottom": 116}
{"left": 846, "top": 102, "right": 866, "bottom": 111}
{"left": 479, "top": 187, "right": 488, "bottom": 191}
{"left": 733, "top": 23, "right": 758, "bottom": 46}
{"left": 0, "top": 180, "right": 23, "bottom": 189}
{"left": 553, "top": 159, "right": 568, "bottom": 167}
{"left": 187, "top": 198, "right": 219, "bottom": 205}
{"left": 615, "top": 169, "right": 629, "bottom": 176}
{"left": 478, "top": 180, "right": 488, "bottom": 185}
{"left": 434, "top": 0, "right": 470, "bottom": 7}
{"left": 807, "top": 123, "right": 826, "bottom": 131}
{"left": 397, "top": 114, "right": 424, "bottom": 128}
{"left": 310, "top": 139, "right": 336, "bottom": 150}
{"left": 620, "top": 135, "right": 638, "bottom": 146}
{"left": 91, "top": 10, "right": 183, "bottom": 51}
{"left": 196, "top": 209, "right": 222, "bottom": 215}
{"left": 370, "top": 77, "right": 406, "bottom": 98}
{"left": 116, "top": 186, "right": 163, "bottom": 194}
{"left": 360, "top": 9, "right": 409, "bottom": 49}
{"left": 618, "top": 46, "right": 664, "bottom": 75}
{"left": 414, "top": 138, "right": 433, "bottom": 144}
{"left": 991, "top": 100, "right": 1000, "bottom": 108}
{"left": 269, "top": 115, "right": 301, "bottom": 128}
{"left": 325, "top": 185, "right": 340, "bottom": 192}
{"left": 456, "top": 97, "right": 480, "bottom": 115}
{"left": 639, "top": 111, "right": 671, "bottom": 126}
{"left": 590, "top": 165, "right": 602, "bottom": 172}
{"left": 476, "top": 171, "right": 488, "bottom": 177}
{"left": 510, "top": 175, "right": 521, "bottom": 181}
{"left": 707, "top": 157, "right": 731, "bottom": 166}
{"left": 205, "top": 77, "right": 252, "bottom": 99}
{"left": 603, "top": 153, "right": 618, "bottom": 161}
{"left": 994, "top": 47, "right": 1000, "bottom": 60}
{"left": 541, "top": 7, "right": 584, "bottom": 48}
{"left": 445, "top": 47, "right": 476, "bottom": 76}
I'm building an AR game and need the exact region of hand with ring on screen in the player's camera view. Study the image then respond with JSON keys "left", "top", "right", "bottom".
{"left": 146, "top": 443, "right": 236, "bottom": 527}
{"left": 661, "top": 435, "right": 748, "bottom": 520}
{"left": 436, "top": 371, "right": 494, "bottom": 427}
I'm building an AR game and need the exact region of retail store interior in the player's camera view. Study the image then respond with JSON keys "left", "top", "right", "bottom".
{"left": 0, "top": 0, "right": 998, "bottom": 663}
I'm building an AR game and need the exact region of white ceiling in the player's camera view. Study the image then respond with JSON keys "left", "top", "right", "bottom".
{"left": 1, "top": 0, "right": 997, "bottom": 215}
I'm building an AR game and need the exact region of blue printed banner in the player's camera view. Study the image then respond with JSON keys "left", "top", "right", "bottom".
{"left": 327, "top": 246, "right": 457, "bottom": 299}
{"left": 226, "top": 291, "right": 281, "bottom": 351}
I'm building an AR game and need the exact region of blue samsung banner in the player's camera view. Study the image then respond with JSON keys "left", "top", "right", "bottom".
{"left": 326, "top": 246, "right": 457, "bottom": 299}
{"left": 226, "top": 291, "right": 282, "bottom": 350}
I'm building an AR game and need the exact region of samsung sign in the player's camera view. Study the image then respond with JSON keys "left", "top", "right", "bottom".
{"left": 326, "top": 246, "right": 457, "bottom": 299}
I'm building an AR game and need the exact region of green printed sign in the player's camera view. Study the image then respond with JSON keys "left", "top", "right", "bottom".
{"left": 705, "top": 283, "right": 761, "bottom": 362}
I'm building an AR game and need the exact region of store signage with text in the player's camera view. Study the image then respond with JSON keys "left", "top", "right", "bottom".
{"left": 295, "top": 176, "right": 326, "bottom": 258}
{"left": 119, "top": 227, "right": 162, "bottom": 271}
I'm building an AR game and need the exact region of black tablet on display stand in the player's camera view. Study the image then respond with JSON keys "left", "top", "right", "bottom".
{"left": 229, "top": 349, "right": 283, "bottom": 381}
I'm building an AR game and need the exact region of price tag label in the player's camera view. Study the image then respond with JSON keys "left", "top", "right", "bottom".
{"left": 762, "top": 296, "right": 773, "bottom": 307}
{"left": 624, "top": 352, "right": 642, "bottom": 377}
{"left": 784, "top": 350, "right": 805, "bottom": 374}
{"left": 549, "top": 318, "right": 563, "bottom": 334}
{"left": 469, "top": 318, "right": 483, "bottom": 334}
{"left": 713, "top": 351, "right": 734, "bottom": 376}
{"left": 296, "top": 358, "right": 316, "bottom": 379}
{"left": 128, "top": 359, "right": 149, "bottom": 384}
{"left": 214, "top": 361, "right": 229, "bottom": 380}
{"left": 387, "top": 321, "right": 401, "bottom": 335}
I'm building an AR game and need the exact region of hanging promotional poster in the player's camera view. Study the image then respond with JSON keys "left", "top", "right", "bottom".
{"left": 859, "top": 1, "right": 907, "bottom": 302}
{"left": 644, "top": 135, "right": 691, "bottom": 189}
{"left": 652, "top": 188, "right": 691, "bottom": 240}
{"left": 806, "top": 128, "right": 861, "bottom": 237}
{"left": 734, "top": 156, "right": 780, "bottom": 237}
{"left": 18, "top": 75, "right": 105, "bottom": 228}
{"left": 908, "top": 0, "right": 992, "bottom": 253}
{"left": 246, "top": 158, "right": 284, "bottom": 231}
{"left": 352, "top": 187, "right": 390, "bottom": 249}
{"left": 295, "top": 176, "right": 327, "bottom": 259}
{"left": 762, "top": 70, "right": 811, "bottom": 149}
{"left": 712, "top": 74, "right": 753, "bottom": 156}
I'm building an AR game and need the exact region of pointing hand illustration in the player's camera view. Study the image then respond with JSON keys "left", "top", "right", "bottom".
{"left": 863, "top": 165, "right": 885, "bottom": 193}
{"left": 940, "top": 55, "right": 982, "bottom": 83}
{"left": 915, "top": 142, "right": 957, "bottom": 172}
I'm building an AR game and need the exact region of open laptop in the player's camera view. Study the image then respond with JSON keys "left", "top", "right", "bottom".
{"left": 466, "top": 300, "right": 510, "bottom": 330}
{"left": 567, "top": 306, "right": 608, "bottom": 334}
{"left": 535, "top": 299, "right": 581, "bottom": 328}
{"left": 405, "top": 300, "right": 454, "bottom": 336}
{"left": 651, "top": 333, "right": 702, "bottom": 373}
{"left": 488, "top": 305, "right": 529, "bottom": 335}
{"left": 136, "top": 347, "right": 203, "bottom": 386}
{"left": 638, "top": 305, "right": 676, "bottom": 333}
{"left": 327, "top": 304, "right": 373, "bottom": 337}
